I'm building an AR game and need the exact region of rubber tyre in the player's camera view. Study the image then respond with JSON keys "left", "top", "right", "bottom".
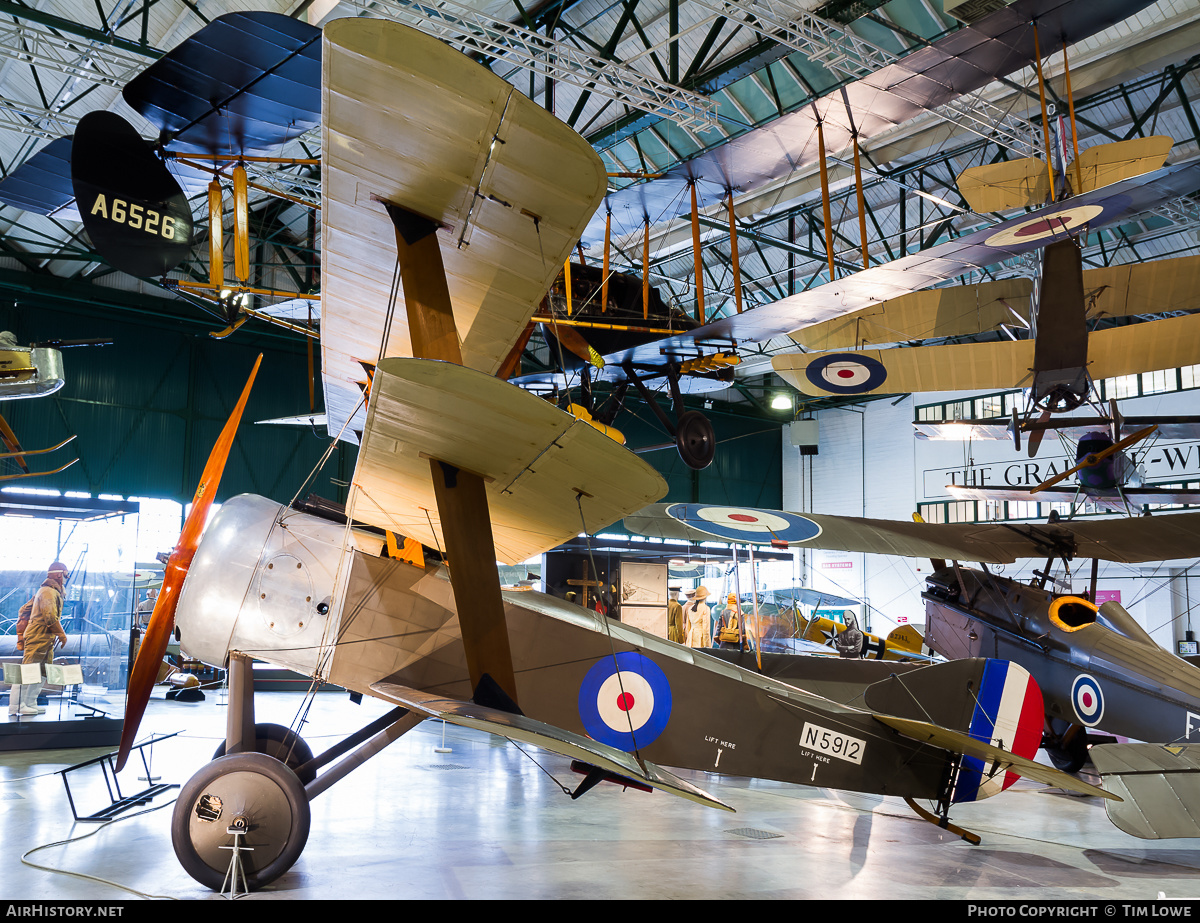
{"left": 1044, "top": 721, "right": 1089, "bottom": 774}
{"left": 172, "top": 752, "right": 310, "bottom": 892}
{"left": 676, "top": 410, "right": 716, "bottom": 470}
{"left": 213, "top": 722, "right": 316, "bottom": 785}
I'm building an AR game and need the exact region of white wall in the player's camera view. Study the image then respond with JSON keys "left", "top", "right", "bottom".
{"left": 785, "top": 397, "right": 929, "bottom": 632}
{"left": 782, "top": 386, "right": 1200, "bottom": 649}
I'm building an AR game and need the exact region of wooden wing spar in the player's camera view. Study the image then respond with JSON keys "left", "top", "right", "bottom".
{"left": 320, "top": 19, "right": 608, "bottom": 441}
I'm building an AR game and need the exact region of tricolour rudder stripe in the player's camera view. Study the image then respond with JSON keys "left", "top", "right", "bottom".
{"left": 953, "top": 661, "right": 1045, "bottom": 803}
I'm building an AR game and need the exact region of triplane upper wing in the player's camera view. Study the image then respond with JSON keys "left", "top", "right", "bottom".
{"left": 320, "top": 18, "right": 608, "bottom": 442}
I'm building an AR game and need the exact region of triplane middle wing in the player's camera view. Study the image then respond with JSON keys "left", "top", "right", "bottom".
{"left": 109, "top": 18, "right": 1121, "bottom": 895}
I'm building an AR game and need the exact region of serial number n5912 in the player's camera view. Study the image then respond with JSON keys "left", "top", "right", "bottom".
{"left": 800, "top": 723, "right": 865, "bottom": 765}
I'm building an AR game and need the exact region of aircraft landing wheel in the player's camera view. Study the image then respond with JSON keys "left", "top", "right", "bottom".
{"left": 1044, "top": 721, "right": 1089, "bottom": 774}
{"left": 212, "top": 722, "right": 317, "bottom": 785}
{"left": 172, "top": 752, "right": 310, "bottom": 892}
{"left": 676, "top": 410, "right": 715, "bottom": 470}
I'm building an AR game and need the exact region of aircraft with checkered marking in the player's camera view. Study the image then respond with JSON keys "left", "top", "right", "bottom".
{"left": 106, "top": 20, "right": 1122, "bottom": 893}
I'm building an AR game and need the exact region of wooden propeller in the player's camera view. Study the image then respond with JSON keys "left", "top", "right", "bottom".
{"left": 1026, "top": 409, "right": 1052, "bottom": 458}
{"left": 115, "top": 355, "right": 262, "bottom": 771}
{"left": 1029, "top": 424, "right": 1157, "bottom": 494}
{"left": 545, "top": 317, "right": 605, "bottom": 369}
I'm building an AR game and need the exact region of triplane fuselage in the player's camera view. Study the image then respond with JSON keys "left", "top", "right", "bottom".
{"left": 162, "top": 491, "right": 1093, "bottom": 890}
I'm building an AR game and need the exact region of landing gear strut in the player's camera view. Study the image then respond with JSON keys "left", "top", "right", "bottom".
{"left": 171, "top": 654, "right": 424, "bottom": 891}
{"left": 623, "top": 360, "right": 717, "bottom": 470}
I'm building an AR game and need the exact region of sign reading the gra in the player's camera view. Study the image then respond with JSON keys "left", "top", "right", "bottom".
{"left": 922, "top": 440, "right": 1200, "bottom": 499}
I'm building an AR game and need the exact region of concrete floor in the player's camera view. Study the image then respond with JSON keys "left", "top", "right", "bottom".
{"left": 2, "top": 689, "right": 1200, "bottom": 901}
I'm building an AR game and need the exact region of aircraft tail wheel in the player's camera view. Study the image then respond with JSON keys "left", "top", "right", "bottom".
{"left": 676, "top": 410, "right": 715, "bottom": 470}
{"left": 172, "top": 753, "right": 311, "bottom": 892}
{"left": 213, "top": 722, "right": 317, "bottom": 785}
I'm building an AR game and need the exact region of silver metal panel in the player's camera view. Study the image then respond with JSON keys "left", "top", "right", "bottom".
{"left": 175, "top": 493, "right": 362, "bottom": 676}
{"left": 0, "top": 347, "right": 65, "bottom": 400}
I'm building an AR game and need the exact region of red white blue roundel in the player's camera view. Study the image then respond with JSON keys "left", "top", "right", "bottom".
{"left": 1071, "top": 674, "right": 1105, "bottom": 727}
{"left": 805, "top": 353, "right": 888, "bottom": 395}
{"left": 983, "top": 197, "right": 1130, "bottom": 249}
{"left": 578, "top": 652, "right": 672, "bottom": 751}
{"left": 666, "top": 503, "right": 822, "bottom": 544}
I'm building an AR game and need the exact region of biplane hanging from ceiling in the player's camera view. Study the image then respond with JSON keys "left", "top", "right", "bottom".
{"left": 507, "top": 0, "right": 1182, "bottom": 469}
{"left": 0, "top": 2, "right": 1175, "bottom": 468}
{"left": 514, "top": 156, "right": 1200, "bottom": 469}
{"left": 768, "top": 131, "right": 1200, "bottom": 419}
{"left": 583, "top": 0, "right": 1164, "bottom": 247}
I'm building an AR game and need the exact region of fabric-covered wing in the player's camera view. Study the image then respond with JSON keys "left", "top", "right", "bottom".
{"left": 371, "top": 681, "right": 734, "bottom": 812}
{"left": 122, "top": 12, "right": 321, "bottom": 155}
{"left": 1076, "top": 136, "right": 1174, "bottom": 194}
{"left": 321, "top": 19, "right": 607, "bottom": 441}
{"left": 1085, "top": 313, "right": 1200, "bottom": 381}
{"left": 623, "top": 502, "right": 1200, "bottom": 564}
{"left": 586, "top": 0, "right": 1158, "bottom": 244}
{"left": 787, "top": 253, "right": 1200, "bottom": 353}
{"left": 776, "top": 312, "right": 1200, "bottom": 398}
{"left": 1090, "top": 744, "right": 1200, "bottom": 838}
{"left": 1084, "top": 255, "right": 1200, "bottom": 320}
{"left": 0, "top": 137, "right": 78, "bottom": 219}
{"left": 789, "top": 278, "right": 1032, "bottom": 351}
{"left": 916, "top": 416, "right": 1200, "bottom": 442}
{"left": 950, "top": 484, "right": 1200, "bottom": 508}
{"left": 568, "top": 161, "right": 1200, "bottom": 383}
{"left": 347, "top": 358, "right": 666, "bottom": 565}
{"left": 957, "top": 158, "right": 1053, "bottom": 213}
{"left": 774, "top": 339, "right": 1036, "bottom": 397}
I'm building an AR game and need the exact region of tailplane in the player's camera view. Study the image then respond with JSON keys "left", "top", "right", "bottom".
{"left": 1090, "top": 743, "right": 1200, "bottom": 838}
{"left": 865, "top": 659, "right": 1044, "bottom": 801}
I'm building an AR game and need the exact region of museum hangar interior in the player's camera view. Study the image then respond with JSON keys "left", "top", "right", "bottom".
{"left": 4, "top": 0, "right": 1200, "bottom": 901}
